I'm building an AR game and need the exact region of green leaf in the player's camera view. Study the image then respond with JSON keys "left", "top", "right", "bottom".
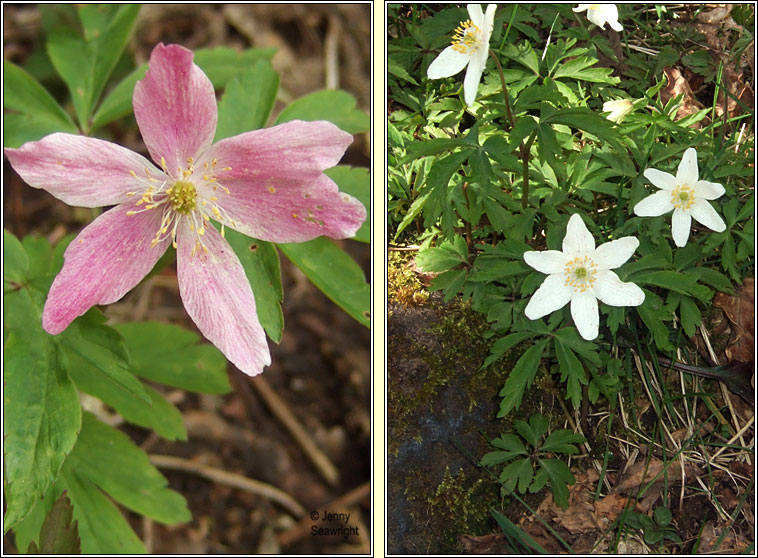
{"left": 541, "top": 429, "right": 585, "bottom": 454}
{"left": 388, "top": 58, "right": 418, "bottom": 85}
{"left": 324, "top": 166, "right": 370, "bottom": 243}
{"left": 194, "top": 46, "right": 277, "bottom": 87}
{"left": 677, "top": 295, "right": 701, "bottom": 338}
{"left": 554, "top": 335, "right": 588, "bottom": 409}
{"left": 114, "top": 322, "right": 231, "bottom": 394}
{"left": 3, "top": 330, "right": 81, "bottom": 531}
{"left": 498, "top": 339, "right": 549, "bottom": 417}
{"left": 47, "top": 5, "right": 140, "bottom": 129}
{"left": 552, "top": 56, "right": 619, "bottom": 84}
{"left": 654, "top": 506, "right": 672, "bottom": 527}
{"left": 398, "top": 138, "right": 469, "bottom": 164}
{"left": 278, "top": 237, "right": 370, "bottom": 327}
{"left": 59, "top": 310, "right": 150, "bottom": 403}
{"left": 499, "top": 458, "right": 534, "bottom": 495}
{"left": 542, "top": 107, "right": 623, "bottom": 150}
{"left": 515, "top": 415, "right": 548, "bottom": 448}
{"left": 3, "top": 229, "right": 29, "bottom": 287}
{"left": 215, "top": 59, "right": 280, "bottom": 141}
{"left": 416, "top": 238, "right": 468, "bottom": 272}
{"left": 538, "top": 458, "right": 576, "bottom": 510}
{"left": 223, "top": 230, "right": 284, "bottom": 343}
{"left": 27, "top": 493, "right": 81, "bottom": 554}
{"left": 636, "top": 290, "right": 673, "bottom": 351}
{"left": 483, "top": 331, "right": 536, "bottom": 369}
{"left": 90, "top": 64, "right": 147, "bottom": 129}
{"left": 274, "top": 89, "right": 369, "bottom": 134}
{"left": 690, "top": 266, "right": 734, "bottom": 294}
{"left": 78, "top": 5, "right": 140, "bottom": 123}
{"left": 58, "top": 467, "right": 145, "bottom": 554}
{"left": 63, "top": 413, "right": 190, "bottom": 524}
{"left": 68, "top": 352, "right": 186, "bottom": 441}
{"left": 490, "top": 433, "right": 529, "bottom": 456}
{"left": 3, "top": 60, "right": 77, "bottom": 144}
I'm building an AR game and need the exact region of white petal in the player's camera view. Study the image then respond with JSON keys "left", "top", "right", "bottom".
{"left": 523, "top": 250, "right": 570, "bottom": 274}
{"left": 463, "top": 53, "right": 485, "bottom": 105}
{"left": 590, "top": 5, "right": 621, "bottom": 30}
{"left": 563, "top": 214, "right": 595, "bottom": 254}
{"left": 573, "top": 5, "right": 590, "bottom": 13}
{"left": 570, "top": 291, "right": 599, "bottom": 340}
{"left": 483, "top": 4, "right": 497, "bottom": 42}
{"left": 633, "top": 190, "right": 674, "bottom": 217}
{"left": 643, "top": 168, "right": 677, "bottom": 190}
{"left": 524, "top": 274, "right": 572, "bottom": 320}
{"left": 677, "top": 147, "right": 699, "bottom": 185}
{"left": 594, "top": 270, "right": 645, "bottom": 307}
{"left": 593, "top": 237, "right": 639, "bottom": 270}
{"left": 427, "top": 46, "right": 470, "bottom": 79}
{"left": 694, "top": 180, "right": 725, "bottom": 200}
{"left": 690, "top": 198, "right": 726, "bottom": 232}
{"left": 467, "top": 3, "right": 485, "bottom": 25}
{"left": 609, "top": 19, "right": 623, "bottom": 32}
{"left": 671, "top": 208, "right": 692, "bottom": 247}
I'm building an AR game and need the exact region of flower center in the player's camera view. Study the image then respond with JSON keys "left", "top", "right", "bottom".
{"left": 167, "top": 180, "right": 197, "bottom": 214}
{"left": 451, "top": 20, "right": 482, "bottom": 55}
{"left": 671, "top": 184, "right": 695, "bottom": 211}
{"left": 125, "top": 157, "right": 237, "bottom": 254}
{"left": 564, "top": 255, "right": 598, "bottom": 293}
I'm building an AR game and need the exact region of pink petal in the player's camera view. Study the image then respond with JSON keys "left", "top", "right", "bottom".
{"left": 42, "top": 204, "right": 167, "bottom": 334}
{"left": 133, "top": 43, "right": 217, "bottom": 175}
{"left": 4, "top": 133, "right": 159, "bottom": 207}
{"left": 175, "top": 220, "right": 270, "bottom": 376}
{"left": 199, "top": 120, "right": 366, "bottom": 242}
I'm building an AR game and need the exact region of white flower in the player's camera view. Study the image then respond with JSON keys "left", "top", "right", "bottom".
{"left": 602, "top": 99, "right": 633, "bottom": 123}
{"left": 427, "top": 4, "right": 497, "bottom": 106}
{"left": 523, "top": 214, "right": 644, "bottom": 340}
{"left": 573, "top": 4, "right": 623, "bottom": 32}
{"left": 633, "top": 147, "right": 726, "bottom": 247}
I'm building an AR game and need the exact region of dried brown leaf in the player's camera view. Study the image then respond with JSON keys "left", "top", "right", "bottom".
{"left": 714, "top": 278, "right": 755, "bottom": 364}
{"left": 661, "top": 67, "right": 706, "bottom": 127}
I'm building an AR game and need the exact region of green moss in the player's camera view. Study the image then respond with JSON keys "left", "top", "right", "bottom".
{"left": 406, "top": 466, "right": 496, "bottom": 552}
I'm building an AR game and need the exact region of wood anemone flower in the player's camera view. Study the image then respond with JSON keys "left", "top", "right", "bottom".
{"left": 633, "top": 147, "right": 726, "bottom": 247}
{"left": 523, "top": 214, "right": 644, "bottom": 341}
{"left": 4, "top": 43, "right": 366, "bottom": 377}
{"left": 573, "top": 4, "right": 623, "bottom": 32}
{"left": 427, "top": 4, "right": 497, "bottom": 106}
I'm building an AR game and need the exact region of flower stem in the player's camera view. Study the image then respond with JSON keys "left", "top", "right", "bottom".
{"left": 489, "top": 49, "right": 515, "bottom": 130}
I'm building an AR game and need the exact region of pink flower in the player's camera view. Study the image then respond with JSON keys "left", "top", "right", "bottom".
{"left": 4, "top": 43, "right": 366, "bottom": 376}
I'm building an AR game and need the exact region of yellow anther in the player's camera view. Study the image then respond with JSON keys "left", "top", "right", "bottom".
{"left": 198, "top": 227, "right": 205, "bottom": 236}
{"left": 268, "top": 186, "right": 276, "bottom": 193}
{"left": 129, "top": 170, "right": 138, "bottom": 178}
{"left": 160, "top": 157, "right": 167, "bottom": 171}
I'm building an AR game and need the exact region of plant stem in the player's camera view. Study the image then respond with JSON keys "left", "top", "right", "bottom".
{"left": 489, "top": 49, "right": 515, "bottom": 130}
{"left": 462, "top": 181, "right": 474, "bottom": 254}
{"left": 520, "top": 131, "right": 537, "bottom": 209}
